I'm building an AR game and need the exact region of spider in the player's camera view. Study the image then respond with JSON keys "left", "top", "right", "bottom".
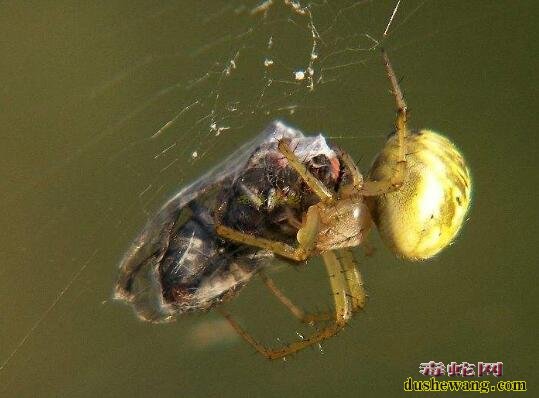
{"left": 115, "top": 51, "right": 472, "bottom": 360}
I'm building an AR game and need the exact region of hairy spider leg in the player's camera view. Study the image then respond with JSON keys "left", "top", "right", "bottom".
{"left": 215, "top": 206, "right": 319, "bottom": 261}
{"left": 336, "top": 149, "right": 363, "bottom": 191}
{"left": 336, "top": 248, "right": 366, "bottom": 313}
{"left": 361, "top": 50, "right": 408, "bottom": 196}
{"left": 220, "top": 250, "right": 353, "bottom": 359}
{"left": 259, "top": 271, "right": 332, "bottom": 324}
{"left": 259, "top": 247, "right": 366, "bottom": 323}
{"left": 277, "top": 139, "right": 336, "bottom": 204}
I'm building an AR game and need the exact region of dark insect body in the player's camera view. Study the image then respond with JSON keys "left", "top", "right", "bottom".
{"left": 115, "top": 123, "right": 348, "bottom": 321}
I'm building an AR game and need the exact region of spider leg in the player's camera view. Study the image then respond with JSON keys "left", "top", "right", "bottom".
{"left": 216, "top": 224, "right": 309, "bottom": 261}
{"left": 335, "top": 248, "right": 367, "bottom": 313}
{"left": 337, "top": 149, "right": 363, "bottom": 190}
{"left": 277, "top": 140, "right": 336, "bottom": 204}
{"left": 257, "top": 249, "right": 367, "bottom": 323}
{"left": 220, "top": 250, "right": 352, "bottom": 359}
{"left": 362, "top": 50, "right": 408, "bottom": 196}
{"left": 215, "top": 204, "right": 321, "bottom": 262}
{"left": 259, "top": 271, "right": 331, "bottom": 324}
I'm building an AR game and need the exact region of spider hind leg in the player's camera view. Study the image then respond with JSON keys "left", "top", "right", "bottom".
{"left": 220, "top": 250, "right": 362, "bottom": 359}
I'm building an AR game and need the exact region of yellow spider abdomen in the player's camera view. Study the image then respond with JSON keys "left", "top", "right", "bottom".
{"left": 368, "top": 129, "right": 472, "bottom": 260}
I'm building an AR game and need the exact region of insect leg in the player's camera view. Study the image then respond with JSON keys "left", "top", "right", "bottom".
{"left": 277, "top": 140, "right": 336, "bottom": 204}
{"left": 362, "top": 50, "right": 408, "bottom": 196}
{"left": 221, "top": 250, "right": 352, "bottom": 360}
{"left": 259, "top": 271, "right": 332, "bottom": 324}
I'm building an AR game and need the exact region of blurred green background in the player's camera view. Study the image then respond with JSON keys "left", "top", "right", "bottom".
{"left": 1, "top": 1, "right": 536, "bottom": 397}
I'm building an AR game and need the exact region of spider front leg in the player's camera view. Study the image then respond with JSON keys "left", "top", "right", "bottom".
{"left": 362, "top": 50, "right": 408, "bottom": 197}
{"left": 215, "top": 201, "right": 321, "bottom": 262}
{"left": 277, "top": 140, "right": 336, "bottom": 204}
{"left": 220, "top": 250, "right": 353, "bottom": 360}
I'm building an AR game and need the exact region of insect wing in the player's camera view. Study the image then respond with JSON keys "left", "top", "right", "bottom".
{"left": 115, "top": 121, "right": 304, "bottom": 311}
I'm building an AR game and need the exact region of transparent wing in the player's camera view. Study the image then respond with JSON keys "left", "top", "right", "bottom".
{"left": 115, "top": 120, "right": 304, "bottom": 301}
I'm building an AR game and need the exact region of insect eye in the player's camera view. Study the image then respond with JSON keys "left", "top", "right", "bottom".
{"left": 368, "top": 129, "right": 472, "bottom": 260}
